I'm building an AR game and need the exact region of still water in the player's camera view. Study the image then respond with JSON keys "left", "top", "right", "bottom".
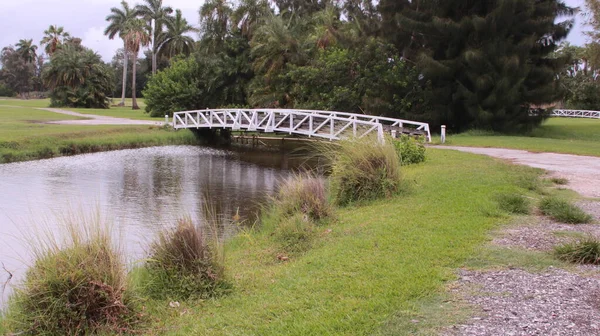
{"left": 0, "top": 145, "right": 294, "bottom": 305}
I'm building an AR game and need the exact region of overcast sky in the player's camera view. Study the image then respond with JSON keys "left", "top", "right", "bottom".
{"left": 0, "top": 0, "right": 591, "bottom": 62}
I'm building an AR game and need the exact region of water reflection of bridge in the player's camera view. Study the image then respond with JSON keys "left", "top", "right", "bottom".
{"left": 173, "top": 109, "right": 431, "bottom": 143}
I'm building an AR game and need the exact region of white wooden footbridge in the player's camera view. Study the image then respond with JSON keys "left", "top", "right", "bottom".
{"left": 550, "top": 109, "right": 600, "bottom": 119}
{"left": 172, "top": 109, "right": 431, "bottom": 143}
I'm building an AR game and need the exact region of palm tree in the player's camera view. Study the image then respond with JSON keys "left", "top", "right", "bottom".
{"left": 157, "top": 9, "right": 198, "bottom": 59}
{"left": 124, "top": 19, "right": 150, "bottom": 110}
{"left": 105, "top": 0, "right": 136, "bottom": 106}
{"left": 135, "top": 0, "right": 173, "bottom": 74}
{"left": 15, "top": 39, "right": 38, "bottom": 63}
{"left": 233, "top": 0, "right": 270, "bottom": 38}
{"left": 40, "top": 25, "right": 71, "bottom": 55}
{"left": 199, "top": 0, "right": 233, "bottom": 53}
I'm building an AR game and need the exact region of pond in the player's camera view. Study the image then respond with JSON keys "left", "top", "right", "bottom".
{"left": 0, "top": 145, "right": 298, "bottom": 306}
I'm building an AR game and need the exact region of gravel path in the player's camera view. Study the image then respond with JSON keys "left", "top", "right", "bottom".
{"left": 434, "top": 146, "right": 600, "bottom": 198}
{"left": 39, "top": 108, "right": 164, "bottom": 126}
{"left": 445, "top": 268, "right": 600, "bottom": 336}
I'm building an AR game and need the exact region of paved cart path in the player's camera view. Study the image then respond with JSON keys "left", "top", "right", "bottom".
{"left": 39, "top": 107, "right": 164, "bottom": 126}
{"left": 434, "top": 146, "right": 600, "bottom": 198}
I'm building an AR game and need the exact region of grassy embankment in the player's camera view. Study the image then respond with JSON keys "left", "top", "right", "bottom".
{"left": 0, "top": 99, "right": 196, "bottom": 163}
{"left": 130, "top": 148, "right": 562, "bottom": 336}
{"left": 443, "top": 117, "right": 600, "bottom": 157}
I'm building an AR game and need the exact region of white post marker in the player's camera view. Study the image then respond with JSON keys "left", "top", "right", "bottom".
{"left": 441, "top": 125, "right": 446, "bottom": 144}
{"left": 391, "top": 129, "right": 397, "bottom": 138}
{"left": 165, "top": 114, "right": 169, "bottom": 126}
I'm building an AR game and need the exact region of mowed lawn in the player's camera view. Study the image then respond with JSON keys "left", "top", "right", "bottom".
{"left": 140, "top": 149, "right": 547, "bottom": 335}
{"left": 0, "top": 98, "right": 158, "bottom": 121}
{"left": 445, "top": 118, "right": 600, "bottom": 156}
{"left": 0, "top": 104, "right": 195, "bottom": 163}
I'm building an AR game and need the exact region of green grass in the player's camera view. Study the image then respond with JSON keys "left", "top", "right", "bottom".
{"left": 554, "top": 238, "right": 600, "bottom": 265}
{"left": 495, "top": 192, "right": 531, "bottom": 215}
{"left": 539, "top": 196, "right": 594, "bottom": 224}
{"left": 0, "top": 105, "right": 196, "bottom": 163}
{"left": 135, "top": 149, "right": 547, "bottom": 335}
{"left": 444, "top": 118, "right": 600, "bottom": 156}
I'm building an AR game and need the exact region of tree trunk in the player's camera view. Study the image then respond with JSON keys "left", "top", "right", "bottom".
{"left": 152, "top": 51, "right": 157, "bottom": 75}
{"left": 119, "top": 44, "right": 129, "bottom": 106}
{"left": 132, "top": 50, "right": 139, "bottom": 110}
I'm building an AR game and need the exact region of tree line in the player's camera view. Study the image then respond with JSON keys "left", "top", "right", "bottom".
{"left": 1, "top": 0, "right": 600, "bottom": 131}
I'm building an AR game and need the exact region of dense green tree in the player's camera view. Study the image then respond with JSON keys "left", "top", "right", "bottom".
{"left": 40, "top": 25, "right": 71, "bottom": 55}
{"left": 0, "top": 46, "right": 35, "bottom": 97}
{"left": 105, "top": 0, "right": 137, "bottom": 106}
{"left": 393, "top": 0, "right": 574, "bottom": 131}
{"left": 43, "top": 46, "right": 114, "bottom": 108}
{"left": 135, "top": 0, "right": 174, "bottom": 74}
{"left": 158, "top": 9, "right": 198, "bottom": 59}
{"left": 199, "top": 0, "right": 234, "bottom": 53}
{"left": 15, "top": 39, "right": 38, "bottom": 64}
{"left": 233, "top": 0, "right": 271, "bottom": 38}
{"left": 124, "top": 18, "right": 151, "bottom": 109}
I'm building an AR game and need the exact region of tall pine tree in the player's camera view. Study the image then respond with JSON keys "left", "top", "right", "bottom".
{"left": 388, "top": 0, "right": 574, "bottom": 131}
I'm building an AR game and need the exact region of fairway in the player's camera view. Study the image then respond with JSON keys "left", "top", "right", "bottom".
{"left": 446, "top": 118, "right": 600, "bottom": 157}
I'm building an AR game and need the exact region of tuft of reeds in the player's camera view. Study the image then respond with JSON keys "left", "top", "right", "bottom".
{"left": 275, "top": 172, "right": 332, "bottom": 223}
{"left": 5, "top": 212, "right": 140, "bottom": 335}
{"left": 142, "top": 218, "right": 228, "bottom": 300}
{"left": 554, "top": 238, "right": 600, "bottom": 264}
{"left": 324, "top": 136, "right": 403, "bottom": 205}
{"left": 549, "top": 177, "right": 569, "bottom": 185}
{"left": 539, "top": 197, "right": 593, "bottom": 224}
{"left": 495, "top": 192, "right": 531, "bottom": 215}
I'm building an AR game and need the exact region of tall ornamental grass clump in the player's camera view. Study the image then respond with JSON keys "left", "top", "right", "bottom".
{"left": 554, "top": 238, "right": 600, "bottom": 265}
{"left": 142, "top": 218, "right": 228, "bottom": 300}
{"left": 265, "top": 173, "right": 332, "bottom": 254}
{"left": 6, "top": 215, "right": 139, "bottom": 335}
{"left": 539, "top": 197, "right": 593, "bottom": 224}
{"left": 320, "top": 137, "right": 402, "bottom": 206}
{"left": 495, "top": 192, "right": 531, "bottom": 215}
{"left": 274, "top": 173, "right": 332, "bottom": 223}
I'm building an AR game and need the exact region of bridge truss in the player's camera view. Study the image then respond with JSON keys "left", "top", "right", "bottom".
{"left": 173, "top": 109, "right": 431, "bottom": 143}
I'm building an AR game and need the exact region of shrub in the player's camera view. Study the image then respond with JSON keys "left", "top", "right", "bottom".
{"left": 554, "top": 238, "right": 600, "bottom": 264}
{"left": 321, "top": 136, "right": 402, "bottom": 206}
{"left": 495, "top": 193, "right": 530, "bottom": 215}
{"left": 272, "top": 213, "right": 318, "bottom": 254}
{"left": 142, "top": 218, "right": 228, "bottom": 300}
{"left": 539, "top": 197, "right": 593, "bottom": 224}
{"left": 275, "top": 173, "right": 332, "bottom": 223}
{"left": 392, "top": 135, "right": 426, "bottom": 165}
{"left": 549, "top": 177, "right": 568, "bottom": 185}
{"left": 6, "top": 215, "right": 139, "bottom": 335}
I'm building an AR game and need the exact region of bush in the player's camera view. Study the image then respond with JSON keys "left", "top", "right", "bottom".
{"left": 272, "top": 213, "right": 318, "bottom": 254}
{"left": 6, "top": 215, "right": 139, "bottom": 335}
{"left": 392, "top": 135, "right": 426, "bottom": 165}
{"left": 554, "top": 238, "right": 600, "bottom": 264}
{"left": 495, "top": 193, "right": 530, "bottom": 215}
{"left": 142, "top": 218, "right": 228, "bottom": 300}
{"left": 275, "top": 173, "right": 332, "bottom": 223}
{"left": 321, "top": 136, "right": 402, "bottom": 206}
{"left": 539, "top": 197, "right": 593, "bottom": 224}
{"left": 549, "top": 177, "right": 568, "bottom": 185}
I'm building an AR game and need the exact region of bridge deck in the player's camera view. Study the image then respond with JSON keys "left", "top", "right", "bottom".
{"left": 173, "top": 109, "right": 431, "bottom": 143}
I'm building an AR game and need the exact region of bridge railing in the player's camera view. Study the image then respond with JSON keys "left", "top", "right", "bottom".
{"left": 551, "top": 109, "right": 600, "bottom": 119}
{"left": 173, "top": 109, "right": 386, "bottom": 143}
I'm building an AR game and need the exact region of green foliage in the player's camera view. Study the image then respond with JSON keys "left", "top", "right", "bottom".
{"left": 272, "top": 213, "right": 318, "bottom": 254}
{"left": 494, "top": 193, "right": 531, "bottom": 215}
{"left": 0, "top": 81, "right": 15, "bottom": 97}
{"left": 143, "top": 218, "right": 228, "bottom": 300}
{"left": 539, "top": 197, "right": 593, "bottom": 224}
{"left": 143, "top": 34, "right": 252, "bottom": 116}
{"left": 322, "top": 136, "right": 403, "bottom": 206}
{"left": 43, "top": 46, "right": 114, "bottom": 108}
{"left": 275, "top": 173, "right": 333, "bottom": 223}
{"left": 392, "top": 135, "right": 426, "bottom": 166}
{"left": 286, "top": 40, "right": 430, "bottom": 116}
{"left": 5, "top": 216, "right": 139, "bottom": 335}
{"left": 549, "top": 177, "right": 569, "bottom": 185}
{"left": 563, "top": 74, "right": 600, "bottom": 110}
{"left": 390, "top": 0, "right": 573, "bottom": 132}
{"left": 554, "top": 238, "right": 600, "bottom": 264}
